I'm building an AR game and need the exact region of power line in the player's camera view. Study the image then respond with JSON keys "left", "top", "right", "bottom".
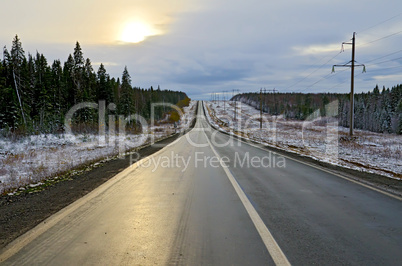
{"left": 292, "top": 36, "right": 401, "bottom": 93}
{"left": 300, "top": 72, "right": 335, "bottom": 92}
{"left": 340, "top": 30, "right": 402, "bottom": 53}
{"left": 329, "top": 70, "right": 367, "bottom": 90}
{"left": 367, "top": 56, "right": 402, "bottom": 66}
{"left": 284, "top": 24, "right": 402, "bottom": 93}
{"left": 358, "top": 30, "right": 402, "bottom": 47}
{"left": 286, "top": 51, "right": 343, "bottom": 91}
{"left": 329, "top": 62, "right": 402, "bottom": 91}
{"left": 330, "top": 57, "right": 402, "bottom": 93}
{"left": 288, "top": 33, "right": 393, "bottom": 92}
{"left": 293, "top": 67, "right": 351, "bottom": 93}
{"left": 276, "top": 27, "right": 402, "bottom": 95}
{"left": 364, "top": 49, "right": 402, "bottom": 64}
{"left": 375, "top": 65, "right": 402, "bottom": 71}
{"left": 357, "top": 12, "right": 402, "bottom": 34}
{"left": 321, "top": 43, "right": 401, "bottom": 93}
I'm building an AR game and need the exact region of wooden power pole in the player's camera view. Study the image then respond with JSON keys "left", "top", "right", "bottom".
{"left": 350, "top": 32, "right": 356, "bottom": 137}
{"left": 332, "top": 32, "right": 365, "bottom": 136}
{"left": 260, "top": 88, "right": 263, "bottom": 129}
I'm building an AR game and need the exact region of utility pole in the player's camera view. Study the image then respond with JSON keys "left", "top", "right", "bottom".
{"left": 232, "top": 89, "right": 240, "bottom": 127}
{"left": 223, "top": 90, "right": 227, "bottom": 111}
{"left": 272, "top": 88, "right": 277, "bottom": 115}
{"left": 260, "top": 88, "right": 263, "bottom": 129}
{"left": 350, "top": 33, "right": 355, "bottom": 137}
{"left": 270, "top": 88, "right": 278, "bottom": 115}
{"left": 332, "top": 32, "right": 366, "bottom": 136}
{"left": 263, "top": 88, "right": 277, "bottom": 114}
{"left": 259, "top": 88, "right": 278, "bottom": 129}
{"left": 233, "top": 89, "right": 237, "bottom": 124}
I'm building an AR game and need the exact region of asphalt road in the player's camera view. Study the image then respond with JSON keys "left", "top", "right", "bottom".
{"left": 1, "top": 102, "right": 401, "bottom": 265}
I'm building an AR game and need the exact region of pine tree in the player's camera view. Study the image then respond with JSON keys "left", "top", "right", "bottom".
{"left": 73, "top": 42, "right": 84, "bottom": 68}
{"left": 0, "top": 56, "right": 19, "bottom": 129}
{"left": 51, "top": 60, "right": 63, "bottom": 110}
{"left": 97, "top": 63, "right": 111, "bottom": 102}
{"left": 71, "top": 42, "right": 84, "bottom": 103}
{"left": 119, "top": 66, "right": 133, "bottom": 118}
{"left": 1, "top": 36, "right": 192, "bottom": 133}
{"left": 63, "top": 54, "right": 75, "bottom": 108}
{"left": 34, "top": 52, "right": 53, "bottom": 129}
{"left": 10, "top": 35, "right": 25, "bottom": 73}
{"left": 10, "top": 35, "right": 27, "bottom": 127}
{"left": 373, "top": 84, "right": 380, "bottom": 95}
{"left": 397, "top": 99, "right": 402, "bottom": 135}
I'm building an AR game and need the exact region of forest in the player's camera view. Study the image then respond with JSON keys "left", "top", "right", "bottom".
{"left": 232, "top": 85, "right": 402, "bottom": 134}
{"left": 0, "top": 35, "right": 189, "bottom": 135}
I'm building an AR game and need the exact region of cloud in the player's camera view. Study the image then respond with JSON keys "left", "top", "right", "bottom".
{"left": 170, "top": 65, "right": 251, "bottom": 85}
{"left": 2, "top": 0, "right": 402, "bottom": 99}
{"left": 293, "top": 44, "right": 341, "bottom": 55}
{"left": 0, "top": 0, "right": 189, "bottom": 44}
{"left": 92, "top": 62, "right": 118, "bottom": 67}
{"left": 373, "top": 73, "right": 402, "bottom": 81}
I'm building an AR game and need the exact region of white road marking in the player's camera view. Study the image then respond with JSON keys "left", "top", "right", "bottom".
{"left": 203, "top": 128, "right": 291, "bottom": 266}
{"left": 237, "top": 137, "right": 402, "bottom": 201}
{"left": 201, "top": 100, "right": 401, "bottom": 201}
{"left": 0, "top": 134, "right": 188, "bottom": 263}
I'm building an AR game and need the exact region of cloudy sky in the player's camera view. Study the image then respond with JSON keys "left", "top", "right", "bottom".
{"left": 2, "top": 0, "right": 402, "bottom": 99}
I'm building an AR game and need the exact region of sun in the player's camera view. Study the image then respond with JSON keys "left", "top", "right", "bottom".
{"left": 120, "top": 21, "right": 157, "bottom": 43}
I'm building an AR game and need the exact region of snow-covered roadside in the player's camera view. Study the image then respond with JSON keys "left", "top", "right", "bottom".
{"left": 204, "top": 100, "right": 401, "bottom": 180}
{"left": 179, "top": 100, "right": 197, "bottom": 130}
{"left": 0, "top": 101, "right": 197, "bottom": 194}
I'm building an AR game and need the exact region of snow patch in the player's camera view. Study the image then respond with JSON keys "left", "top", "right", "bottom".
{"left": 0, "top": 101, "right": 197, "bottom": 194}
{"left": 205, "top": 100, "right": 401, "bottom": 180}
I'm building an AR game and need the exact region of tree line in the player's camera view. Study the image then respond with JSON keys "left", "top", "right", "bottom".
{"left": 0, "top": 35, "right": 189, "bottom": 134}
{"left": 232, "top": 85, "right": 402, "bottom": 134}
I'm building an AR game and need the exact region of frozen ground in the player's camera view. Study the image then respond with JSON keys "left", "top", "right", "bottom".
{"left": 0, "top": 101, "right": 197, "bottom": 194}
{"left": 205, "top": 100, "right": 401, "bottom": 180}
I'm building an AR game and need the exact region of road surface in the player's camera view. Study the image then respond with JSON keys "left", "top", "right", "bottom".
{"left": 1, "top": 101, "right": 401, "bottom": 265}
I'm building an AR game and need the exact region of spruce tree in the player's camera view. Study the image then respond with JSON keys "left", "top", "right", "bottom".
{"left": 63, "top": 54, "right": 75, "bottom": 107}
{"left": 397, "top": 99, "right": 402, "bottom": 135}
{"left": 10, "top": 35, "right": 27, "bottom": 127}
{"left": 72, "top": 42, "right": 84, "bottom": 103}
{"left": 119, "top": 66, "right": 133, "bottom": 118}
{"left": 51, "top": 59, "right": 64, "bottom": 126}
{"left": 97, "top": 63, "right": 111, "bottom": 102}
